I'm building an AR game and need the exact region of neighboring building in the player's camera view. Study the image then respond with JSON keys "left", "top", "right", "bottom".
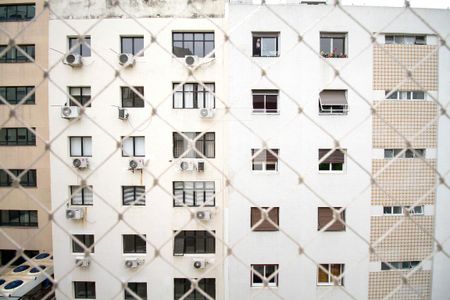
{"left": 48, "top": 1, "right": 225, "bottom": 299}
{"left": 0, "top": 0, "right": 52, "bottom": 267}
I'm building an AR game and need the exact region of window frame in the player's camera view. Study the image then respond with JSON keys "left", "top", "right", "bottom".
{"left": 122, "top": 186, "right": 146, "bottom": 206}
{"left": 68, "top": 86, "right": 91, "bottom": 107}
{"left": 173, "top": 132, "right": 215, "bottom": 159}
{"left": 252, "top": 32, "right": 280, "bottom": 57}
{"left": 0, "top": 127, "right": 36, "bottom": 146}
{"left": 120, "top": 36, "right": 144, "bottom": 56}
{"left": 317, "top": 263, "right": 344, "bottom": 286}
{"left": 123, "top": 234, "right": 147, "bottom": 254}
{"left": 381, "top": 261, "right": 420, "bottom": 271}
{"left": 320, "top": 32, "right": 347, "bottom": 58}
{"left": 173, "top": 181, "right": 215, "bottom": 207}
{"left": 71, "top": 234, "right": 95, "bottom": 254}
{"left": 121, "top": 136, "right": 145, "bottom": 157}
{"left": 125, "top": 282, "right": 147, "bottom": 300}
{"left": 70, "top": 185, "right": 93, "bottom": 206}
{"left": 172, "top": 82, "right": 216, "bottom": 109}
{"left": 121, "top": 86, "right": 144, "bottom": 108}
{"left": 0, "top": 169, "right": 37, "bottom": 187}
{"left": 0, "top": 4, "right": 35, "bottom": 22}
{"left": 384, "top": 149, "right": 425, "bottom": 159}
{"left": 173, "top": 230, "right": 215, "bottom": 256}
{"left": 69, "top": 136, "right": 92, "bottom": 157}
{"left": 68, "top": 36, "right": 91, "bottom": 57}
{"left": 252, "top": 90, "right": 279, "bottom": 114}
{"left": 318, "top": 149, "right": 346, "bottom": 173}
{"left": 317, "top": 207, "right": 346, "bottom": 232}
{"left": 383, "top": 205, "right": 424, "bottom": 216}
{"left": 0, "top": 44, "right": 35, "bottom": 63}
{"left": 250, "top": 207, "right": 279, "bottom": 231}
{"left": 385, "top": 90, "right": 426, "bottom": 100}
{"left": 0, "top": 86, "right": 35, "bottom": 105}
{"left": 174, "top": 278, "right": 215, "bottom": 300}
{"left": 73, "top": 281, "right": 96, "bottom": 299}
{"left": 0, "top": 210, "right": 38, "bottom": 227}
{"left": 385, "top": 34, "right": 426, "bottom": 45}
{"left": 172, "top": 32, "right": 215, "bottom": 58}
{"left": 250, "top": 264, "right": 279, "bottom": 287}
{"left": 251, "top": 149, "right": 279, "bottom": 172}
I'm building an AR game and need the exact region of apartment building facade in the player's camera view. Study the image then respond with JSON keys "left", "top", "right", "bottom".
{"left": 48, "top": 1, "right": 226, "bottom": 299}
{"left": 0, "top": 0, "right": 52, "bottom": 267}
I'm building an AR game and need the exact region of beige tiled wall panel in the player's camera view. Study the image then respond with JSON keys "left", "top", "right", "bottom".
{"left": 370, "top": 216, "right": 433, "bottom": 261}
{"left": 372, "top": 159, "right": 436, "bottom": 205}
{"left": 372, "top": 101, "right": 438, "bottom": 148}
{"left": 373, "top": 44, "right": 438, "bottom": 90}
{"left": 369, "top": 270, "right": 431, "bottom": 300}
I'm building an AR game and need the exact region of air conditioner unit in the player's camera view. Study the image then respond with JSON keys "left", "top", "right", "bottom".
{"left": 61, "top": 106, "right": 80, "bottom": 119}
{"left": 125, "top": 258, "right": 144, "bottom": 269}
{"left": 197, "top": 160, "right": 205, "bottom": 172}
{"left": 119, "top": 108, "right": 129, "bottom": 120}
{"left": 196, "top": 210, "right": 211, "bottom": 221}
{"left": 193, "top": 258, "right": 207, "bottom": 269}
{"left": 119, "top": 53, "right": 135, "bottom": 67}
{"left": 64, "top": 53, "right": 83, "bottom": 67}
{"left": 66, "top": 208, "right": 84, "bottom": 220}
{"left": 184, "top": 55, "right": 199, "bottom": 67}
{"left": 129, "top": 158, "right": 145, "bottom": 170}
{"left": 180, "top": 160, "right": 195, "bottom": 172}
{"left": 75, "top": 257, "right": 90, "bottom": 268}
{"left": 73, "top": 158, "right": 89, "bottom": 169}
{"left": 199, "top": 108, "right": 214, "bottom": 119}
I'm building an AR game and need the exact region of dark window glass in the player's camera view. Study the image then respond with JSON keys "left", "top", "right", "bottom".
{"left": 172, "top": 32, "right": 215, "bottom": 58}
{"left": 0, "top": 127, "right": 35, "bottom": 146}
{"left": 122, "top": 186, "right": 146, "bottom": 206}
{"left": 0, "top": 44, "right": 35, "bottom": 63}
{"left": 125, "top": 282, "right": 147, "bottom": 300}
{"left": 0, "top": 86, "right": 35, "bottom": 104}
{"left": 251, "top": 264, "right": 279, "bottom": 286}
{"left": 123, "top": 234, "right": 146, "bottom": 254}
{"left": 121, "top": 37, "right": 144, "bottom": 56}
{"left": 0, "top": 4, "right": 35, "bottom": 22}
{"left": 174, "top": 278, "right": 215, "bottom": 300}
{"left": 72, "top": 234, "right": 94, "bottom": 253}
{"left": 0, "top": 210, "right": 38, "bottom": 227}
{"left": 173, "top": 83, "right": 215, "bottom": 109}
{"left": 0, "top": 169, "right": 37, "bottom": 187}
{"left": 173, "top": 231, "right": 215, "bottom": 255}
{"left": 252, "top": 90, "right": 279, "bottom": 113}
{"left": 74, "top": 281, "right": 96, "bottom": 299}
{"left": 122, "top": 87, "right": 144, "bottom": 108}
{"left": 173, "top": 181, "right": 215, "bottom": 207}
{"left": 173, "top": 132, "right": 215, "bottom": 158}
{"left": 69, "top": 87, "right": 91, "bottom": 107}
{"left": 69, "top": 36, "right": 91, "bottom": 57}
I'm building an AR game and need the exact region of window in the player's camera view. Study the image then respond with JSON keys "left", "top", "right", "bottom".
{"left": 385, "top": 35, "right": 426, "bottom": 45}
{"left": 125, "top": 282, "right": 147, "bottom": 300}
{"left": 252, "top": 90, "right": 278, "bottom": 113}
{"left": 174, "top": 278, "right": 215, "bottom": 300}
{"left": 173, "top": 181, "right": 215, "bottom": 207}
{"left": 123, "top": 234, "right": 146, "bottom": 254}
{"left": 122, "top": 186, "right": 146, "bottom": 206}
{"left": 251, "top": 264, "right": 279, "bottom": 287}
{"left": 173, "top": 132, "right": 215, "bottom": 158}
{"left": 0, "top": 169, "right": 36, "bottom": 187}
{"left": 0, "top": 127, "right": 35, "bottom": 146}
{"left": 0, "top": 4, "right": 35, "bottom": 22}
{"left": 70, "top": 186, "right": 93, "bottom": 206}
{"left": 72, "top": 234, "right": 94, "bottom": 253}
{"left": 320, "top": 33, "right": 347, "bottom": 58}
{"left": 121, "top": 87, "right": 144, "bottom": 108}
{"left": 121, "top": 36, "right": 144, "bottom": 56}
{"left": 73, "top": 281, "right": 96, "bottom": 299}
{"left": 173, "top": 231, "right": 215, "bottom": 255}
{"left": 317, "top": 264, "right": 344, "bottom": 285}
{"left": 252, "top": 32, "right": 279, "bottom": 57}
{"left": 121, "top": 136, "right": 145, "bottom": 157}
{"left": 0, "top": 44, "right": 35, "bottom": 63}
{"left": 385, "top": 90, "right": 425, "bottom": 100}
{"left": 173, "top": 83, "right": 215, "bottom": 109}
{"left": 318, "top": 149, "right": 345, "bottom": 172}
{"left": 319, "top": 90, "right": 348, "bottom": 114}
{"left": 69, "top": 137, "right": 92, "bottom": 157}
{"left": 0, "top": 86, "right": 35, "bottom": 104}
{"left": 250, "top": 207, "right": 279, "bottom": 231}
{"left": 384, "top": 149, "right": 425, "bottom": 159}
{"left": 317, "top": 207, "right": 345, "bottom": 231}
{"left": 251, "top": 149, "right": 279, "bottom": 171}
{"left": 383, "top": 206, "right": 424, "bottom": 216}
{"left": 172, "top": 32, "right": 214, "bottom": 58}
{"left": 69, "top": 87, "right": 91, "bottom": 107}
{"left": 0, "top": 249, "right": 39, "bottom": 266}
{"left": 0, "top": 210, "right": 38, "bottom": 227}
{"left": 68, "top": 36, "right": 91, "bottom": 57}
{"left": 381, "top": 261, "right": 420, "bottom": 270}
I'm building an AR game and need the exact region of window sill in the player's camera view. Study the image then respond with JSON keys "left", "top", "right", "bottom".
{"left": 174, "top": 253, "right": 216, "bottom": 257}
{"left": 251, "top": 170, "right": 279, "bottom": 174}
{"left": 252, "top": 56, "right": 280, "bottom": 58}
{"left": 252, "top": 111, "right": 280, "bottom": 115}
{"left": 317, "top": 283, "right": 343, "bottom": 286}
{"left": 318, "top": 170, "right": 345, "bottom": 174}
{"left": 251, "top": 285, "right": 278, "bottom": 288}
{"left": 123, "top": 253, "right": 146, "bottom": 256}
{"left": 318, "top": 112, "right": 348, "bottom": 116}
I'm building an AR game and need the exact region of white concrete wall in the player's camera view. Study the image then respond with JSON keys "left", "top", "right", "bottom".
{"left": 49, "top": 17, "right": 226, "bottom": 300}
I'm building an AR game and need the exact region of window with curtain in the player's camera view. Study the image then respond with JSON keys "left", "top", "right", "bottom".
{"left": 70, "top": 186, "right": 93, "bottom": 206}
{"left": 173, "top": 181, "right": 215, "bottom": 207}
{"left": 122, "top": 186, "right": 146, "bottom": 206}
{"left": 173, "top": 132, "right": 215, "bottom": 158}
{"left": 251, "top": 149, "right": 279, "bottom": 171}
{"left": 69, "top": 136, "right": 92, "bottom": 157}
{"left": 121, "top": 136, "right": 145, "bottom": 157}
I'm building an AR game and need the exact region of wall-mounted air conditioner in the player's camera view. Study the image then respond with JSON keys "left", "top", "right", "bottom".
{"left": 119, "top": 108, "right": 129, "bottom": 120}
{"left": 73, "top": 158, "right": 89, "bottom": 169}
{"left": 66, "top": 208, "right": 84, "bottom": 220}
{"left": 129, "top": 158, "right": 145, "bottom": 170}
{"left": 64, "top": 53, "right": 83, "bottom": 67}
{"left": 119, "top": 53, "right": 135, "bottom": 67}
{"left": 61, "top": 106, "right": 80, "bottom": 119}
{"left": 199, "top": 108, "right": 214, "bottom": 119}
{"left": 180, "top": 160, "right": 195, "bottom": 172}
{"left": 184, "top": 55, "right": 199, "bottom": 67}
{"left": 125, "top": 258, "right": 144, "bottom": 269}
{"left": 196, "top": 210, "right": 211, "bottom": 221}
{"left": 75, "top": 257, "right": 90, "bottom": 268}
{"left": 193, "top": 258, "right": 207, "bottom": 269}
